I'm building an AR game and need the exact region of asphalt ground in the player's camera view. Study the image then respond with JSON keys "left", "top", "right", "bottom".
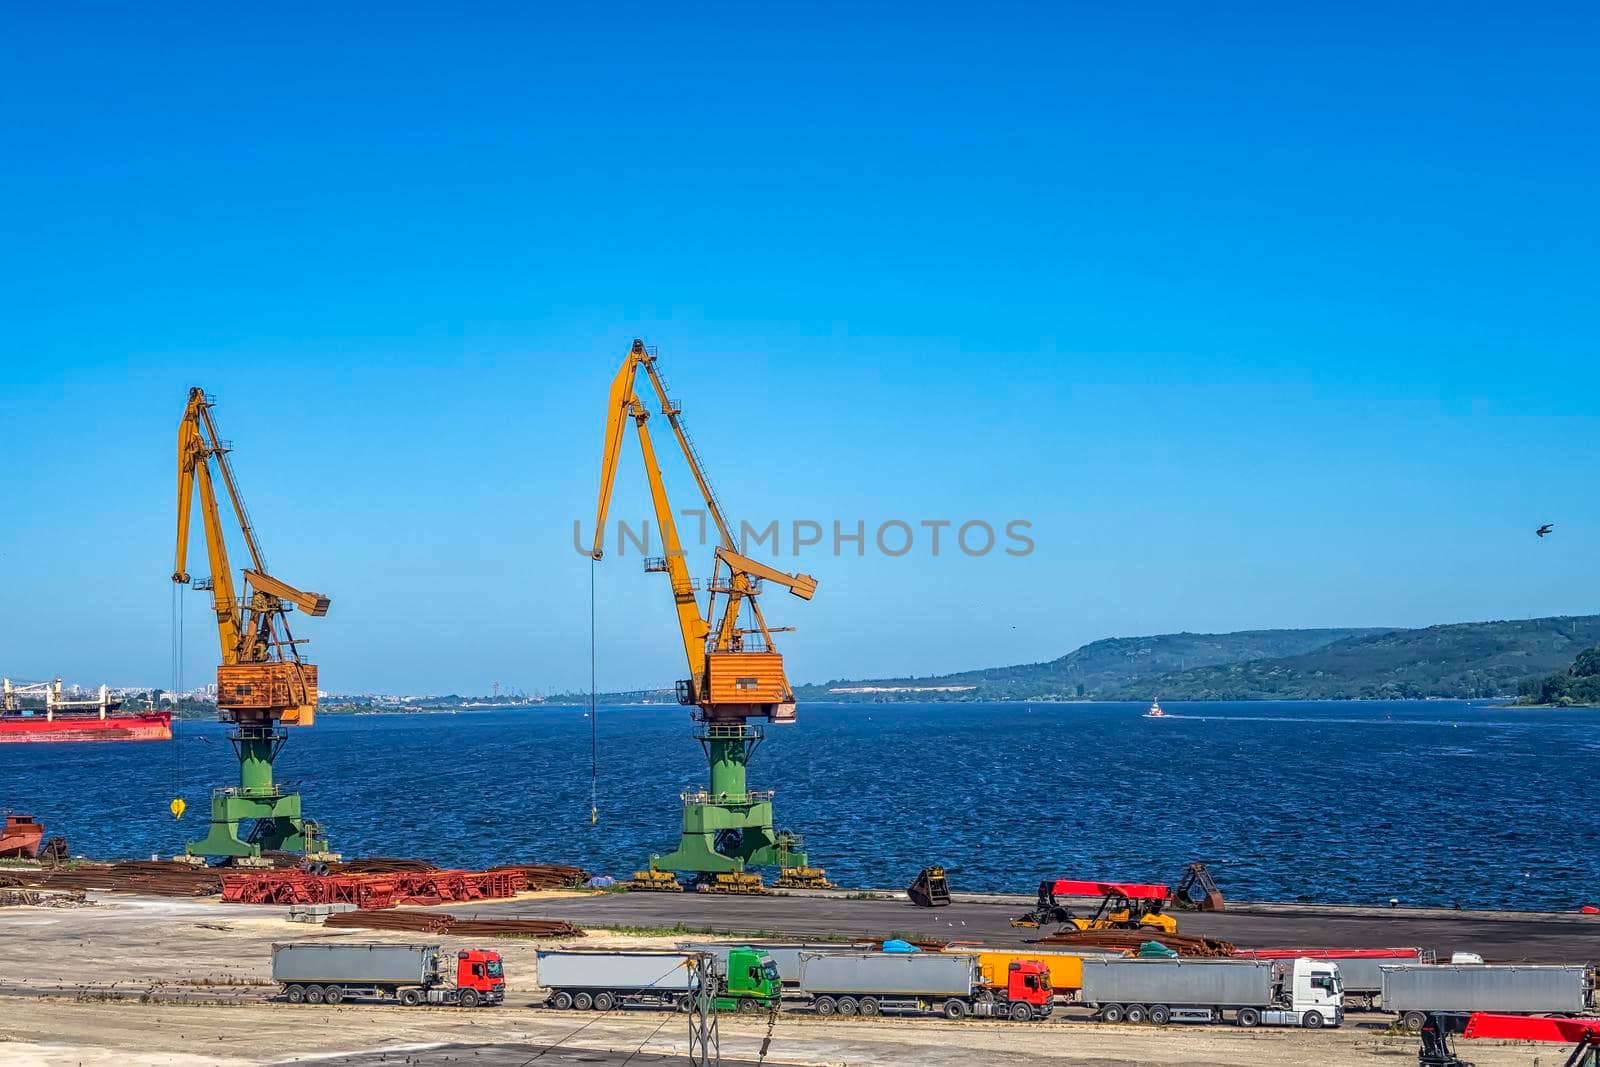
{"left": 286, "top": 1046, "right": 770, "bottom": 1066}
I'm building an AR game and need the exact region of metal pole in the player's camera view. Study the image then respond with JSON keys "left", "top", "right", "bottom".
{"left": 688, "top": 952, "right": 720, "bottom": 1067}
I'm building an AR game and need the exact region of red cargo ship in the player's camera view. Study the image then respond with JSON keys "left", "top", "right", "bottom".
{"left": 0, "top": 710, "right": 173, "bottom": 743}
{"left": 0, "top": 678, "right": 173, "bottom": 743}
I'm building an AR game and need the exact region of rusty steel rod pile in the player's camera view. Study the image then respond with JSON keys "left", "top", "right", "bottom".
{"left": 323, "top": 909, "right": 582, "bottom": 939}
{"left": 18, "top": 861, "right": 223, "bottom": 897}
{"left": 489, "top": 864, "right": 591, "bottom": 890}
{"left": 330, "top": 857, "right": 440, "bottom": 874}
{"left": 1032, "top": 928, "right": 1237, "bottom": 957}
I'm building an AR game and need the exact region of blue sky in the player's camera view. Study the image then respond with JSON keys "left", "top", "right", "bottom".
{"left": 2, "top": 5, "right": 1596, "bottom": 694}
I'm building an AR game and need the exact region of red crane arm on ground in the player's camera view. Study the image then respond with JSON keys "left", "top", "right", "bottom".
{"left": 1236, "top": 947, "right": 1424, "bottom": 960}
{"left": 1462, "top": 1013, "right": 1600, "bottom": 1044}
{"left": 1050, "top": 880, "right": 1171, "bottom": 901}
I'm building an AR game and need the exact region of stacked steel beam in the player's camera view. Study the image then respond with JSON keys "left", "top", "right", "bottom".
{"left": 323, "top": 909, "right": 582, "bottom": 938}
{"left": 489, "top": 864, "right": 591, "bottom": 890}
{"left": 18, "top": 861, "right": 223, "bottom": 896}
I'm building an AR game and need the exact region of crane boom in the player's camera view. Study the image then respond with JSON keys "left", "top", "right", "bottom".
{"left": 591, "top": 340, "right": 818, "bottom": 720}
{"left": 173, "top": 386, "right": 328, "bottom": 714}
{"left": 593, "top": 346, "right": 710, "bottom": 679}
{"left": 244, "top": 570, "right": 330, "bottom": 617}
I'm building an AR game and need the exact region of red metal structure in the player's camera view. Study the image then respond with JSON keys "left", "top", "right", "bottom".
{"left": 1047, "top": 880, "right": 1170, "bottom": 900}
{"left": 1421, "top": 1011, "right": 1600, "bottom": 1067}
{"left": 1235, "top": 947, "right": 1425, "bottom": 961}
{"left": 221, "top": 868, "right": 527, "bottom": 910}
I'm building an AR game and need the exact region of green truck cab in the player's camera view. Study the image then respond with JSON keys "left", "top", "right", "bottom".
{"left": 711, "top": 947, "right": 782, "bottom": 1012}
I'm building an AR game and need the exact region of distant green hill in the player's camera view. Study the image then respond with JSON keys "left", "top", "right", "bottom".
{"left": 1097, "top": 616, "right": 1600, "bottom": 701}
{"left": 792, "top": 627, "right": 1386, "bottom": 702}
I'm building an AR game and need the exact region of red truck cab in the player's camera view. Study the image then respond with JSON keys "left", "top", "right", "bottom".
{"left": 458, "top": 950, "right": 506, "bottom": 1002}
{"left": 1008, "top": 960, "right": 1053, "bottom": 1016}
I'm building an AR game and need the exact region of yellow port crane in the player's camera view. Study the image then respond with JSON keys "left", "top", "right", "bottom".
{"left": 592, "top": 339, "right": 829, "bottom": 891}
{"left": 173, "top": 387, "right": 333, "bottom": 862}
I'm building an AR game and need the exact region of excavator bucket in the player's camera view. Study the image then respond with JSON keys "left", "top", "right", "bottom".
{"left": 907, "top": 866, "right": 952, "bottom": 907}
{"left": 625, "top": 869, "right": 684, "bottom": 893}
{"left": 697, "top": 871, "right": 769, "bottom": 895}
{"left": 775, "top": 866, "right": 836, "bottom": 890}
{"left": 1173, "top": 862, "right": 1226, "bottom": 911}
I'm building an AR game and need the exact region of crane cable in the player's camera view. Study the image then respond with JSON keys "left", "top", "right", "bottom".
{"left": 590, "top": 559, "right": 598, "bottom": 826}
{"left": 170, "top": 584, "right": 186, "bottom": 816}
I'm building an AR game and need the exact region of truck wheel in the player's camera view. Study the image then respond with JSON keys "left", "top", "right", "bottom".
{"left": 737, "top": 997, "right": 759, "bottom": 1014}
{"left": 1008, "top": 1001, "right": 1031, "bottom": 1021}
{"left": 1099, "top": 1003, "right": 1123, "bottom": 1023}
{"left": 815, "top": 996, "right": 837, "bottom": 1017}
{"left": 550, "top": 991, "right": 573, "bottom": 1010}
{"left": 305, "top": 986, "right": 325, "bottom": 1005}
{"left": 400, "top": 988, "right": 423, "bottom": 1007}
{"left": 837, "top": 996, "right": 859, "bottom": 1016}
{"left": 942, "top": 999, "right": 968, "bottom": 1020}
{"left": 1401, "top": 1011, "right": 1426, "bottom": 1033}
{"left": 1301, "top": 1010, "right": 1324, "bottom": 1029}
{"left": 594, "top": 992, "right": 615, "bottom": 1012}
{"left": 858, "top": 997, "right": 880, "bottom": 1017}
{"left": 323, "top": 986, "right": 344, "bottom": 1006}
{"left": 1124, "top": 1004, "right": 1147, "bottom": 1024}
{"left": 573, "top": 992, "right": 594, "bottom": 1011}
{"left": 1149, "top": 1004, "right": 1171, "bottom": 1025}
{"left": 285, "top": 985, "right": 306, "bottom": 1005}
{"left": 459, "top": 988, "right": 480, "bottom": 1009}
{"left": 1237, "top": 1007, "right": 1261, "bottom": 1028}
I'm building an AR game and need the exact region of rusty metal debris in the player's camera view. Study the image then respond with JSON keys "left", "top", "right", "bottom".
{"left": 1032, "top": 928, "right": 1236, "bottom": 957}
{"left": 0, "top": 885, "right": 89, "bottom": 907}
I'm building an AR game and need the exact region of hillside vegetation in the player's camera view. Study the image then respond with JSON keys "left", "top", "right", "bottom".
{"left": 792, "top": 627, "right": 1385, "bottom": 702}
{"left": 795, "top": 616, "right": 1600, "bottom": 702}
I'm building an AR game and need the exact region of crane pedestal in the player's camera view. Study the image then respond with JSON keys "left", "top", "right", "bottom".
{"left": 646, "top": 724, "right": 814, "bottom": 888}
{"left": 184, "top": 724, "right": 331, "bottom": 861}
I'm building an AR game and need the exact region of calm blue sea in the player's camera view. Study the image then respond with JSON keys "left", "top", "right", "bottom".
{"left": 3, "top": 700, "right": 1595, "bottom": 909}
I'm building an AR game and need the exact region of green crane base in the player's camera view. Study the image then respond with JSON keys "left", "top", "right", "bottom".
{"left": 652, "top": 792, "right": 808, "bottom": 874}
{"left": 184, "top": 789, "right": 331, "bottom": 860}
{"left": 183, "top": 724, "right": 332, "bottom": 861}
{"left": 647, "top": 723, "right": 814, "bottom": 882}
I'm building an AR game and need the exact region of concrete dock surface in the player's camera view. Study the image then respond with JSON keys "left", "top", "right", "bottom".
{"left": 0, "top": 891, "right": 1590, "bottom": 1066}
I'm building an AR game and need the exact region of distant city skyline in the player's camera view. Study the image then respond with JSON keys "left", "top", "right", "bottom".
{"left": 2, "top": 7, "right": 1597, "bottom": 694}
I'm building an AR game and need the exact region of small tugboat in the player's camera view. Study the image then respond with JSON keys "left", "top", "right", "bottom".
{"left": 1144, "top": 699, "right": 1166, "bottom": 718}
{"left": 0, "top": 813, "right": 45, "bottom": 857}
{"left": 0, "top": 814, "right": 69, "bottom": 862}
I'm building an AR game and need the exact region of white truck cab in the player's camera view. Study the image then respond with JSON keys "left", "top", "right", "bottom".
{"left": 1262, "top": 959, "right": 1344, "bottom": 1027}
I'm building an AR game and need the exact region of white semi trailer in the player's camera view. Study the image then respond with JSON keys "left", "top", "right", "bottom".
{"left": 1381, "top": 964, "right": 1592, "bottom": 1032}
{"left": 1078, "top": 957, "right": 1344, "bottom": 1027}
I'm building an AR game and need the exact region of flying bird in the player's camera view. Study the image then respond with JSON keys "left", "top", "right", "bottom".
{"left": 1537, "top": 524, "right": 1554, "bottom": 538}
